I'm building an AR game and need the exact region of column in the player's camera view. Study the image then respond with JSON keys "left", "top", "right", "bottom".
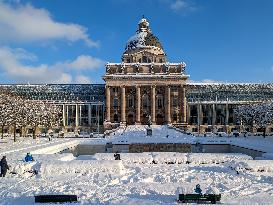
{"left": 88, "top": 104, "right": 91, "bottom": 126}
{"left": 197, "top": 104, "right": 202, "bottom": 127}
{"left": 165, "top": 86, "right": 171, "bottom": 124}
{"left": 187, "top": 104, "right": 191, "bottom": 124}
{"left": 198, "top": 104, "right": 204, "bottom": 125}
{"left": 225, "top": 103, "right": 229, "bottom": 132}
{"left": 225, "top": 103, "right": 229, "bottom": 125}
{"left": 180, "top": 86, "right": 187, "bottom": 123}
{"left": 212, "top": 104, "right": 216, "bottom": 126}
{"left": 151, "top": 85, "right": 156, "bottom": 124}
{"left": 62, "top": 104, "right": 66, "bottom": 126}
{"left": 75, "top": 104, "right": 79, "bottom": 127}
{"left": 136, "top": 85, "right": 141, "bottom": 124}
{"left": 121, "top": 86, "right": 126, "bottom": 123}
{"left": 105, "top": 86, "right": 111, "bottom": 122}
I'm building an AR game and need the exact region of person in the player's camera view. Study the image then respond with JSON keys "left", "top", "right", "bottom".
{"left": 25, "top": 153, "right": 34, "bottom": 162}
{"left": 0, "top": 156, "right": 9, "bottom": 177}
{"left": 194, "top": 184, "right": 202, "bottom": 195}
{"left": 114, "top": 151, "right": 121, "bottom": 160}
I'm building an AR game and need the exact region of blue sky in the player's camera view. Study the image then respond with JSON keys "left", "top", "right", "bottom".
{"left": 0, "top": 0, "right": 272, "bottom": 84}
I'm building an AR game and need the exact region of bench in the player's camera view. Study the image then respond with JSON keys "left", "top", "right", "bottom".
{"left": 178, "top": 194, "right": 221, "bottom": 204}
{"left": 34, "top": 195, "right": 78, "bottom": 203}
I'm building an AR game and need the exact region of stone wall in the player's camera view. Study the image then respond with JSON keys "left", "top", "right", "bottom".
{"left": 128, "top": 143, "right": 192, "bottom": 153}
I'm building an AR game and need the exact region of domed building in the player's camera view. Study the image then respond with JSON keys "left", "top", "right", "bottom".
{"left": 0, "top": 17, "right": 272, "bottom": 136}
{"left": 103, "top": 17, "right": 189, "bottom": 127}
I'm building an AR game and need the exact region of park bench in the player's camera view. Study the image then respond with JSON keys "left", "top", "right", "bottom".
{"left": 177, "top": 193, "right": 221, "bottom": 204}
{"left": 34, "top": 195, "right": 78, "bottom": 203}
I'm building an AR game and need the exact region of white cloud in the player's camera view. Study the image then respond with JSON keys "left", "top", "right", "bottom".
{"left": 0, "top": 2, "right": 98, "bottom": 47}
{"left": 75, "top": 75, "right": 91, "bottom": 84}
{"left": 0, "top": 47, "right": 104, "bottom": 83}
{"left": 169, "top": 0, "right": 197, "bottom": 12}
{"left": 54, "top": 55, "right": 104, "bottom": 71}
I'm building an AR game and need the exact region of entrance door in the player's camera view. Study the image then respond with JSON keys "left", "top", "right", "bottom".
{"left": 127, "top": 114, "right": 134, "bottom": 125}
{"left": 156, "top": 114, "right": 164, "bottom": 125}
{"left": 141, "top": 114, "right": 148, "bottom": 125}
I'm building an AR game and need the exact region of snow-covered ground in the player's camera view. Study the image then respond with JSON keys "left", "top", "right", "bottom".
{"left": 0, "top": 126, "right": 273, "bottom": 204}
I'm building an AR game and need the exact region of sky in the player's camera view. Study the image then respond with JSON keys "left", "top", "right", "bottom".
{"left": 0, "top": 0, "right": 272, "bottom": 84}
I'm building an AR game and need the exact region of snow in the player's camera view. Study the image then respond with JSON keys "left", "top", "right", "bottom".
{"left": 125, "top": 31, "right": 148, "bottom": 50}
{"left": 0, "top": 127, "right": 273, "bottom": 204}
{"left": 230, "top": 160, "right": 273, "bottom": 172}
{"left": 39, "top": 160, "right": 124, "bottom": 176}
{"left": 187, "top": 153, "right": 252, "bottom": 164}
{"left": 108, "top": 125, "right": 196, "bottom": 144}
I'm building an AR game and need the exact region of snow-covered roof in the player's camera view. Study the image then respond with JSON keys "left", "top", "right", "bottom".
{"left": 125, "top": 18, "right": 163, "bottom": 51}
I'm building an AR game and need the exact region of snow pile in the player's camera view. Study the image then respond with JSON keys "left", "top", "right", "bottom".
{"left": 31, "top": 140, "right": 79, "bottom": 154}
{"left": 153, "top": 152, "right": 188, "bottom": 164}
{"left": 10, "top": 161, "right": 37, "bottom": 175}
{"left": 230, "top": 160, "right": 273, "bottom": 172}
{"left": 39, "top": 160, "right": 124, "bottom": 176}
{"left": 57, "top": 153, "right": 76, "bottom": 161}
{"left": 187, "top": 153, "right": 252, "bottom": 164}
{"left": 93, "top": 153, "right": 153, "bottom": 164}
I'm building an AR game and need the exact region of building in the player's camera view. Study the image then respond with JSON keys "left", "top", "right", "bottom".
{"left": 103, "top": 17, "right": 188, "bottom": 128}
{"left": 1, "top": 17, "right": 273, "bottom": 135}
{"left": 0, "top": 84, "right": 105, "bottom": 134}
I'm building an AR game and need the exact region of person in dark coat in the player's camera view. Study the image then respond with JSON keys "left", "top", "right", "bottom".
{"left": 25, "top": 153, "right": 34, "bottom": 162}
{"left": 0, "top": 156, "right": 9, "bottom": 177}
{"left": 114, "top": 151, "right": 121, "bottom": 160}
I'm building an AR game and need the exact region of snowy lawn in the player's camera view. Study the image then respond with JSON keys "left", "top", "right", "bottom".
{"left": 0, "top": 127, "right": 273, "bottom": 204}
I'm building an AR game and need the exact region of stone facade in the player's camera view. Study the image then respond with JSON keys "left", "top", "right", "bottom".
{"left": 103, "top": 17, "right": 188, "bottom": 127}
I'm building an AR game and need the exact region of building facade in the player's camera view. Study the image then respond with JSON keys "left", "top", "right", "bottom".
{"left": 103, "top": 17, "right": 273, "bottom": 133}
{"left": 1, "top": 84, "right": 105, "bottom": 134}
{"left": 103, "top": 17, "right": 189, "bottom": 128}
{"left": 1, "top": 17, "right": 273, "bottom": 135}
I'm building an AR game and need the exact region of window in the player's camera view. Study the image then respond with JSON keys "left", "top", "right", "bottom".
{"left": 112, "top": 87, "right": 118, "bottom": 93}
{"left": 142, "top": 94, "right": 149, "bottom": 108}
{"left": 126, "top": 58, "right": 130, "bottom": 63}
{"left": 157, "top": 97, "right": 163, "bottom": 108}
{"left": 205, "top": 128, "right": 212, "bottom": 132}
{"left": 192, "top": 128, "right": 198, "bottom": 132}
{"left": 128, "top": 95, "right": 134, "bottom": 108}
{"left": 173, "top": 97, "right": 178, "bottom": 107}
{"left": 142, "top": 56, "right": 147, "bottom": 63}
{"left": 113, "top": 98, "right": 118, "bottom": 108}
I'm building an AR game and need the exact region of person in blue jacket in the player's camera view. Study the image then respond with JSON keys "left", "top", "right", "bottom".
{"left": 25, "top": 153, "right": 34, "bottom": 162}
{"left": 194, "top": 184, "right": 202, "bottom": 195}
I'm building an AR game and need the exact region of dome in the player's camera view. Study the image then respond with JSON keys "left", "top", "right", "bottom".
{"left": 125, "top": 17, "right": 163, "bottom": 51}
